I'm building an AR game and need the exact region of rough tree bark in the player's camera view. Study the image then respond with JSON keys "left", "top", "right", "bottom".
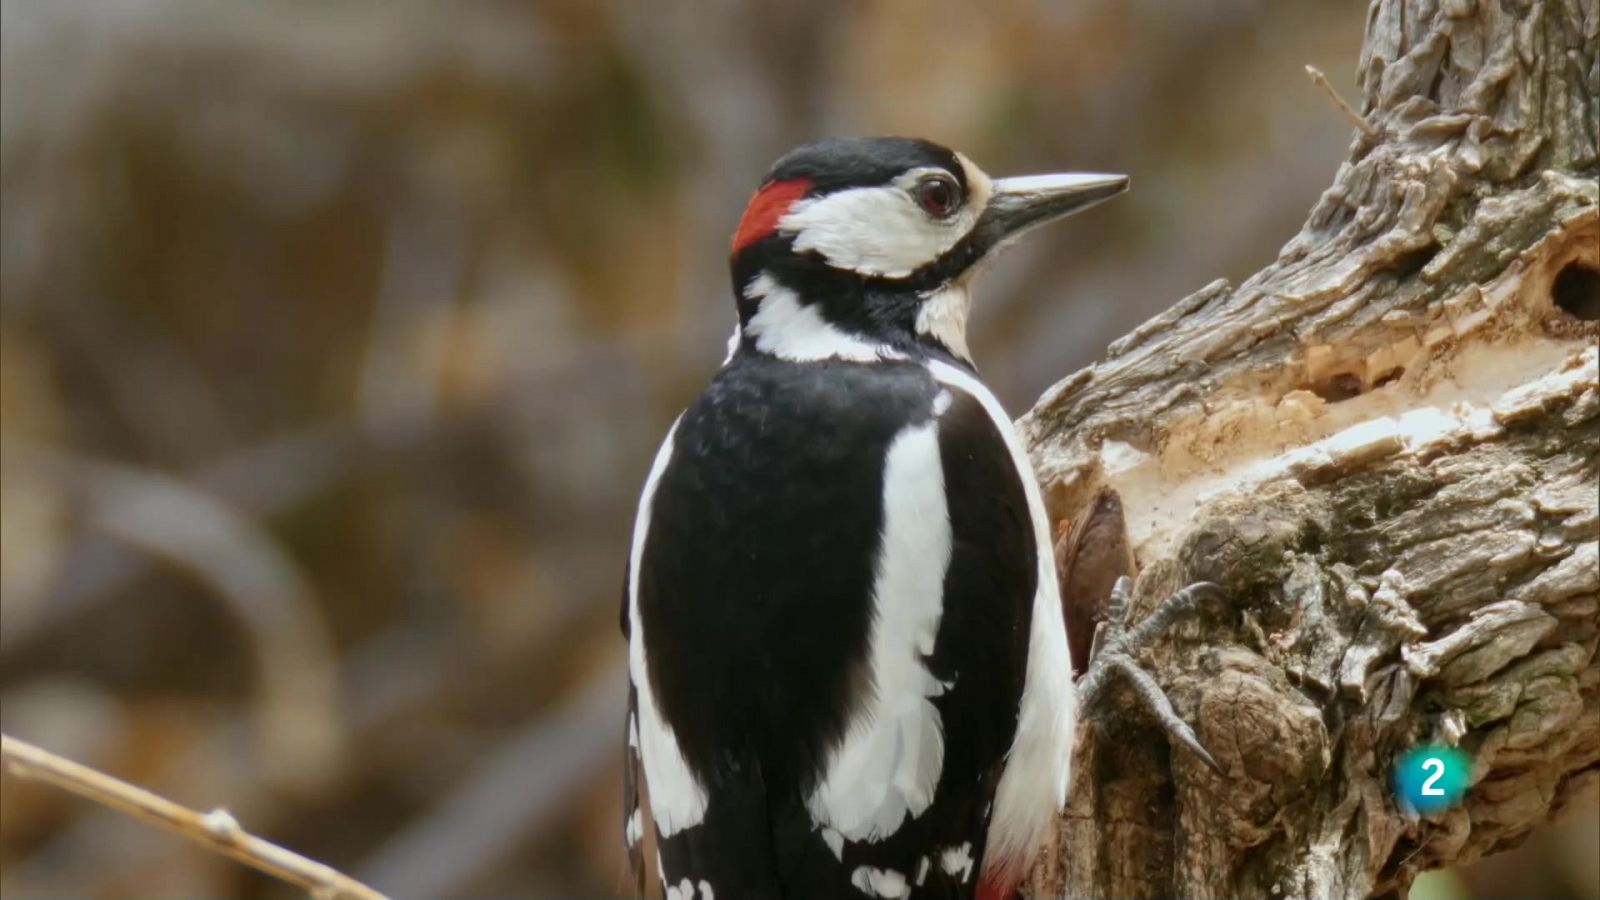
{"left": 1025, "top": 1, "right": 1598, "bottom": 897}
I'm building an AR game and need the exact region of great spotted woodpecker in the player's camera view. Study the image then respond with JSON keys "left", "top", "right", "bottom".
{"left": 620, "top": 137, "right": 1128, "bottom": 900}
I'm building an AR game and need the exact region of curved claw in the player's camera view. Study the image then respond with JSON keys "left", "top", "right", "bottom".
{"left": 1117, "top": 580, "right": 1231, "bottom": 654}
{"left": 1089, "top": 652, "right": 1225, "bottom": 774}
{"left": 1175, "top": 580, "right": 1228, "bottom": 611}
{"left": 1077, "top": 580, "right": 1231, "bottom": 774}
{"left": 1162, "top": 710, "right": 1224, "bottom": 774}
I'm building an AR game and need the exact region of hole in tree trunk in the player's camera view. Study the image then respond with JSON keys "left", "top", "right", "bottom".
{"left": 1552, "top": 262, "right": 1600, "bottom": 321}
{"left": 1311, "top": 372, "right": 1364, "bottom": 403}
{"left": 1390, "top": 245, "right": 1439, "bottom": 279}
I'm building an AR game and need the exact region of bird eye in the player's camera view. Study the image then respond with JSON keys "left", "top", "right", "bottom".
{"left": 913, "top": 175, "right": 960, "bottom": 218}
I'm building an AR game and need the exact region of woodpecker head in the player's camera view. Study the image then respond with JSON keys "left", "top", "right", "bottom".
{"left": 728, "top": 137, "right": 1126, "bottom": 366}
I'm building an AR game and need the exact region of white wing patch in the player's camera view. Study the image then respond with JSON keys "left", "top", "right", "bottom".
{"left": 822, "top": 826, "right": 846, "bottom": 861}
{"left": 627, "top": 420, "right": 710, "bottom": 837}
{"left": 742, "top": 273, "right": 902, "bottom": 363}
{"left": 939, "top": 842, "right": 975, "bottom": 882}
{"left": 926, "top": 359, "right": 1076, "bottom": 884}
{"left": 664, "top": 878, "right": 716, "bottom": 900}
{"left": 807, "top": 419, "right": 953, "bottom": 842}
{"left": 624, "top": 807, "right": 644, "bottom": 847}
{"left": 851, "top": 866, "right": 912, "bottom": 899}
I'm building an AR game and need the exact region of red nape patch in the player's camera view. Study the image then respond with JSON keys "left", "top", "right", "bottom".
{"left": 730, "top": 178, "right": 811, "bottom": 253}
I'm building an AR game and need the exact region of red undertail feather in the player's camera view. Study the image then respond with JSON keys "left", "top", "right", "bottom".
{"left": 978, "top": 870, "right": 1020, "bottom": 900}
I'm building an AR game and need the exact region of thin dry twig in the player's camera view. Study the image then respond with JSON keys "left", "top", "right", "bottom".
{"left": 1305, "top": 64, "right": 1379, "bottom": 137}
{"left": 0, "top": 733, "right": 390, "bottom": 900}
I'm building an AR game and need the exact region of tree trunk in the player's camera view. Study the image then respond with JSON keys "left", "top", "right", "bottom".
{"left": 1025, "top": 0, "right": 1598, "bottom": 897}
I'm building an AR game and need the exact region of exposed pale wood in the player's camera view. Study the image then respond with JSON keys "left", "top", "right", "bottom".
{"left": 1023, "top": 0, "right": 1599, "bottom": 896}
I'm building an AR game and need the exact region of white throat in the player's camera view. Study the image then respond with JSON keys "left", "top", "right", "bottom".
{"left": 915, "top": 282, "right": 974, "bottom": 363}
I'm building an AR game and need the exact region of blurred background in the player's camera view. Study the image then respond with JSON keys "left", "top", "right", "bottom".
{"left": 0, "top": 1, "right": 1592, "bottom": 897}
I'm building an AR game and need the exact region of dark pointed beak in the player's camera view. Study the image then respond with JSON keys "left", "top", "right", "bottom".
{"left": 972, "top": 173, "right": 1129, "bottom": 251}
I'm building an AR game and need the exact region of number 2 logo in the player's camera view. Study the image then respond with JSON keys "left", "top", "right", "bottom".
{"left": 1396, "top": 745, "right": 1467, "bottom": 812}
{"left": 1420, "top": 757, "right": 1445, "bottom": 796}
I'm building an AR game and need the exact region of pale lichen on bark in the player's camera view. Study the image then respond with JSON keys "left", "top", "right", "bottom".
{"left": 1023, "top": 0, "right": 1598, "bottom": 896}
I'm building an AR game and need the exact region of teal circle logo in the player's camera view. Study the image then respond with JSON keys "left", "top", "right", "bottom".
{"left": 1393, "top": 745, "right": 1470, "bottom": 813}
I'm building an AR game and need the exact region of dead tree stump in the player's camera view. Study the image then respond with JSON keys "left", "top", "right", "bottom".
{"left": 1025, "top": 0, "right": 1598, "bottom": 896}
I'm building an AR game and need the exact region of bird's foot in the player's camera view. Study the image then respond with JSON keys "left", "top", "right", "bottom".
{"left": 1077, "top": 577, "right": 1229, "bottom": 772}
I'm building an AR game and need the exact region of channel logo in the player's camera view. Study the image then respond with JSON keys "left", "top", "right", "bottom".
{"left": 1393, "top": 745, "right": 1470, "bottom": 814}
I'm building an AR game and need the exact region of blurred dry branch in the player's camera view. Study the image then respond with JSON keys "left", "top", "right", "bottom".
{"left": 0, "top": 734, "right": 388, "bottom": 900}
{"left": 5, "top": 440, "right": 345, "bottom": 793}
{"left": 355, "top": 661, "right": 628, "bottom": 895}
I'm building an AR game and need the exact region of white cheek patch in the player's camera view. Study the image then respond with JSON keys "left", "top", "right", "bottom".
{"left": 778, "top": 167, "right": 982, "bottom": 278}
